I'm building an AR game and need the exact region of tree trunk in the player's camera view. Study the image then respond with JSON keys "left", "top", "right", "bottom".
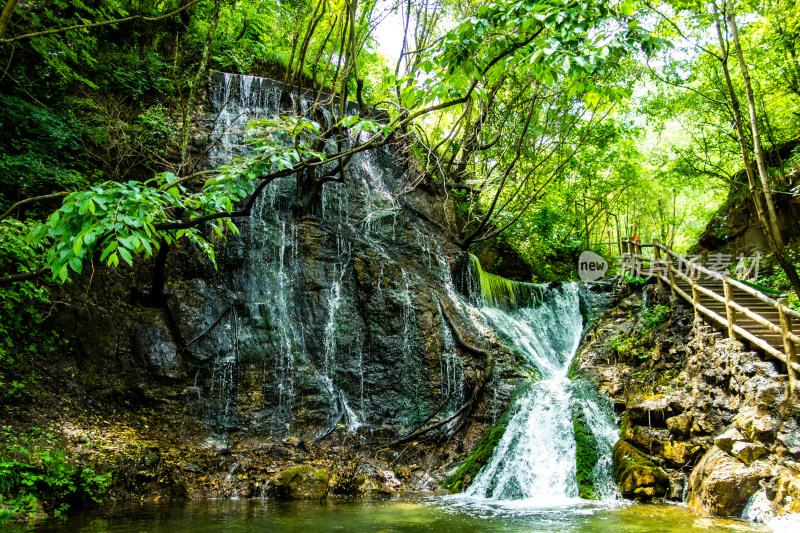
{"left": 150, "top": 242, "right": 171, "bottom": 303}
{"left": 726, "top": 4, "right": 784, "bottom": 249}
{"left": 0, "top": 0, "right": 18, "bottom": 39}
{"left": 713, "top": 1, "right": 800, "bottom": 300}
{"left": 179, "top": 0, "right": 220, "bottom": 176}
{"left": 293, "top": 168, "right": 321, "bottom": 217}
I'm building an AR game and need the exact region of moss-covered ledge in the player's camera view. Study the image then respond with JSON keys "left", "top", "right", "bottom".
{"left": 573, "top": 411, "right": 600, "bottom": 499}
{"left": 442, "top": 383, "right": 528, "bottom": 494}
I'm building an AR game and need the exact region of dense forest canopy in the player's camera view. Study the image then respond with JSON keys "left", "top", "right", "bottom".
{"left": 3, "top": 1, "right": 800, "bottom": 525}
{"left": 0, "top": 0, "right": 798, "bottom": 295}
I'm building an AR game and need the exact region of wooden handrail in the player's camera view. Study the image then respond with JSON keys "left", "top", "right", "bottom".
{"left": 619, "top": 238, "right": 800, "bottom": 390}
{"left": 652, "top": 241, "right": 779, "bottom": 306}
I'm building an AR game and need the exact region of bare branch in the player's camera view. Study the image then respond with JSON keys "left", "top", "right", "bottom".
{"left": 0, "top": 268, "right": 47, "bottom": 285}
{"left": 0, "top": 0, "right": 202, "bottom": 44}
{"left": 1, "top": 192, "right": 68, "bottom": 221}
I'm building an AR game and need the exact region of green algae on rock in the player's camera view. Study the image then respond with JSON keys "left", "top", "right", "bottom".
{"left": 573, "top": 414, "right": 600, "bottom": 499}
{"left": 612, "top": 440, "right": 669, "bottom": 500}
{"left": 274, "top": 465, "right": 332, "bottom": 500}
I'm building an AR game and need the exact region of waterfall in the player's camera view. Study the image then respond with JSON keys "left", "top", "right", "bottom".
{"left": 458, "top": 253, "right": 542, "bottom": 310}
{"left": 196, "top": 71, "right": 455, "bottom": 438}
{"left": 462, "top": 280, "right": 618, "bottom": 504}
{"left": 199, "top": 72, "right": 618, "bottom": 499}
{"left": 202, "top": 72, "right": 381, "bottom": 434}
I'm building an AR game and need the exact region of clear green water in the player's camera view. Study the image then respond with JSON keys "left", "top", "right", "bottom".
{"left": 9, "top": 499, "right": 766, "bottom": 532}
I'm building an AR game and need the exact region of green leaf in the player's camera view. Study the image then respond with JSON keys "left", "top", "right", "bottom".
{"left": 58, "top": 265, "right": 68, "bottom": 283}
{"left": 118, "top": 247, "right": 132, "bottom": 267}
{"left": 68, "top": 256, "right": 83, "bottom": 274}
{"left": 100, "top": 241, "right": 118, "bottom": 261}
{"left": 72, "top": 234, "right": 83, "bottom": 257}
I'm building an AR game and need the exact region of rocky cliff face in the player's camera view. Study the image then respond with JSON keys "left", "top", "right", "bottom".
{"left": 574, "top": 281, "right": 800, "bottom": 521}
{"left": 695, "top": 163, "right": 800, "bottom": 259}
{"left": 12, "top": 73, "right": 535, "bottom": 503}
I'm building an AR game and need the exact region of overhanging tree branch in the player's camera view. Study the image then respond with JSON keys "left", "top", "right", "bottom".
{"left": 0, "top": 0, "right": 202, "bottom": 44}
{"left": 0, "top": 268, "right": 47, "bottom": 285}
{"left": 0, "top": 0, "right": 18, "bottom": 40}
{"left": 1, "top": 192, "right": 68, "bottom": 221}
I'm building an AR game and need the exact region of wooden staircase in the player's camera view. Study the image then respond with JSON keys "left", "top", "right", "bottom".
{"left": 620, "top": 238, "right": 800, "bottom": 390}
{"left": 672, "top": 276, "right": 785, "bottom": 352}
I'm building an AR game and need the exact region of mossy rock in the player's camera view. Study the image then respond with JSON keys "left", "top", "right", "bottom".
{"left": 443, "top": 385, "right": 527, "bottom": 493}
{"left": 274, "top": 465, "right": 331, "bottom": 500}
{"left": 443, "top": 421, "right": 508, "bottom": 493}
{"left": 574, "top": 415, "right": 599, "bottom": 499}
{"left": 611, "top": 440, "right": 669, "bottom": 501}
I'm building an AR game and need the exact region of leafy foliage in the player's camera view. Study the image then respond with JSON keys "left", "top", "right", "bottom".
{"left": 0, "top": 94, "right": 90, "bottom": 202}
{"left": 401, "top": 0, "right": 664, "bottom": 109}
{"left": 31, "top": 172, "right": 237, "bottom": 282}
{"left": 0, "top": 426, "right": 111, "bottom": 523}
{"left": 640, "top": 304, "right": 670, "bottom": 333}
{"left": 0, "top": 220, "right": 50, "bottom": 396}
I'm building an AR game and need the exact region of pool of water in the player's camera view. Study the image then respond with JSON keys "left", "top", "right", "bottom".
{"left": 8, "top": 498, "right": 768, "bottom": 532}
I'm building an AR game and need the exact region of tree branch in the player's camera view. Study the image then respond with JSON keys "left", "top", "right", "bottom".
{"left": 0, "top": 268, "right": 47, "bottom": 285}
{"left": 1, "top": 192, "right": 68, "bottom": 221}
{"left": 154, "top": 173, "right": 282, "bottom": 231}
{"left": 0, "top": 0, "right": 202, "bottom": 44}
{"left": 0, "top": 0, "right": 19, "bottom": 40}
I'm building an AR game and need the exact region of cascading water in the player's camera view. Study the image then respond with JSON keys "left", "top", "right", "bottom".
{"left": 459, "top": 261, "right": 618, "bottom": 505}
{"left": 201, "top": 72, "right": 380, "bottom": 434}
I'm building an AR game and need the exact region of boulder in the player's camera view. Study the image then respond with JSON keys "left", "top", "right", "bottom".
{"left": 623, "top": 424, "right": 669, "bottom": 456}
{"left": 666, "top": 413, "right": 692, "bottom": 438}
{"left": 731, "top": 441, "right": 766, "bottom": 465}
{"left": 133, "top": 317, "right": 186, "bottom": 380}
{"left": 612, "top": 440, "right": 670, "bottom": 500}
{"left": 273, "top": 465, "right": 331, "bottom": 500}
{"left": 714, "top": 427, "right": 746, "bottom": 454}
{"left": 687, "top": 446, "right": 774, "bottom": 517}
{"left": 734, "top": 405, "right": 781, "bottom": 443}
{"left": 626, "top": 396, "right": 672, "bottom": 427}
{"left": 662, "top": 440, "right": 700, "bottom": 467}
{"left": 667, "top": 473, "right": 688, "bottom": 502}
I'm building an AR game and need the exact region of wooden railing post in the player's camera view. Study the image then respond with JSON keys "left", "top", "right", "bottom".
{"left": 620, "top": 239, "right": 628, "bottom": 275}
{"left": 653, "top": 239, "right": 662, "bottom": 287}
{"left": 622, "top": 239, "right": 633, "bottom": 274}
{"left": 666, "top": 245, "right": 677, "bottom": 298}
{"left": 778, "top": 298, "right": 797, "bottom": 392}
{"left": 690, "top": 263, "right": 701, "bottom": 323}
{"left": 634, "top": 237, "right": 642, "bottom": 278}
{"left": 723, "top": 278, "right": 737, "bottom": 341}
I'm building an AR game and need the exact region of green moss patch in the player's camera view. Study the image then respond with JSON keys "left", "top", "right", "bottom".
{"left": 443, "top": 386, "right": 526, "bottom": 493}
{"left": 443, "top": 421, "right": 507, "bottom": 493}
{"left": 573, "top": 414, "right": 600, "bottom": 499}
{"left": 611, "top": 440, "right": 669, "bottom": 500}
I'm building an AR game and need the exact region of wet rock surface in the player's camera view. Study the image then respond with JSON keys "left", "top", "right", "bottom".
{"left": 274, "top": 465, "right": 332, "bottom": 500}
{"left": 10, "top": 73, "right": 538, "bottom": 511}
{"left": 575, "top": 281, "right": 800, "bottom": 520}
{"left": 612, "top": 440, "right": 669, "bottom": 499}
{"left": 687, "top": 446, "right": 774, "bottom": 517}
